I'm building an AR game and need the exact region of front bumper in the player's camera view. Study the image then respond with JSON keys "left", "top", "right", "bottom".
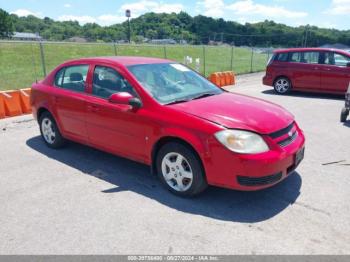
{"left": 203, "top": 126, "right": 305, "bottom": 191}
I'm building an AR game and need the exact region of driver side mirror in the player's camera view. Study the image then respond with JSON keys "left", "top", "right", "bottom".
{"left": 108, "top": 92, "right": 142, "bottom": 108}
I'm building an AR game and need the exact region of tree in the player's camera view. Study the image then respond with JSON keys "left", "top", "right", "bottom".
{"left": 0, "top": 8, "right": 14, "bottom": 38}
{"left": 3, "top": 10, "right": 350, "bottom": 47}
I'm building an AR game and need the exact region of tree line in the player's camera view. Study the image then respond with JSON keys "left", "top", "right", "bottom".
{"left": 1, "top": 7, "right": 350, "bottom": 47}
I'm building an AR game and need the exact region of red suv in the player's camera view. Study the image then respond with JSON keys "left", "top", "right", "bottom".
{"left": 31, "top": 57, "right": 305, "bottom": 196}
{"left": 263, "top": 48, "right": 350, "bottom": 94}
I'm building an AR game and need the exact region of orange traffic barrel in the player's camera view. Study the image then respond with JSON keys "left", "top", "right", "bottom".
{"left": 0, "top": 95, "right": 5, "bottom": 119}
{"left": 0, "top": 90, "right": 23, "bottom": 117}
{"left": 217, "top": 72, "right": 226, "bottom": 87}
{"left": 19, "top": 88, "right": 32, "bottom": 113}
{"left": 223, "top": 72, "right": 232, "bottom": 85}
{"left": 209, "top": 73, "right": 221, "bottom": 87}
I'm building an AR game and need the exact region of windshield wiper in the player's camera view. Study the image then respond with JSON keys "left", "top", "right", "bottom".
{"left": 190, "top": 92, "right": 217, "bottom": 100}
{"left": 165, "top": 98, "right": 191, "bottom": 105}
{"left": 165, "top": 93, "right": 217, "bottom": 105}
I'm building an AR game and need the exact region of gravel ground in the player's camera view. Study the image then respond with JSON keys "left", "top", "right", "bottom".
{"left": 0, "top": 72, "right": 349, "bottom": 254}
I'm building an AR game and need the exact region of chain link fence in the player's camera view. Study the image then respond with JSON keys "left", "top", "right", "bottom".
{"left": 0, "top": 40, "right": 273, "bottom": 91}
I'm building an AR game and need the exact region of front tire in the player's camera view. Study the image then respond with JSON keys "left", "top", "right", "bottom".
{"left": 156, "top": 142, "right": 208, "bottom": 197}
{"left": 274, "top": 77, "right": 291, "bottom": 94}
{"left": 39, "top": 111, "right": 66, "bottom": 149}
{"left": 341, "top": 108, "right": 349, "bottom": 123}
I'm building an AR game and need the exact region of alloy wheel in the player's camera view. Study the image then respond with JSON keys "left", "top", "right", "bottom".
{"left": 41, "top": 117, "right": 56, "bottom": 144}
{"left": 161, "top": 152, "right": 193, "bottom": 192}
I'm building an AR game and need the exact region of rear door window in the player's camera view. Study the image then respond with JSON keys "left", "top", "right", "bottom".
{"left": 55, "top": 65, "right": 89, "bottom": 93}
{"left": 302, "top": 52, "right": 320, "bottom": 64}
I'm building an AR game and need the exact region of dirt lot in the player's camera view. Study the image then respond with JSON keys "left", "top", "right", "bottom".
{"left": 0, "top": 72, "right": 349, "bottom": 254}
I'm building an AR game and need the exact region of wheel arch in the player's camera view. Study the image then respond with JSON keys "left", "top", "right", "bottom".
{"left": 150, "top": 136, "right": 206, "bottom": 179}
{"left": 37, "top": 107, "right": 50, "bottom": 122}
{"left": 36, "top": 106, "right": 64, "bottom": 136}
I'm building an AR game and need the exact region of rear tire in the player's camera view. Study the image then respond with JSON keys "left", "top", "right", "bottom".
{"left": 156, "top": 142, "right": 208, "bottom": 197}
{"left": 39, "top": 111, "right": 66, "bottom": 149}
{"left": 274, "top": 77, "right": 291, "bottom": 94}
{"left": 341, "top": 108, "right": 349, "bottom": 123}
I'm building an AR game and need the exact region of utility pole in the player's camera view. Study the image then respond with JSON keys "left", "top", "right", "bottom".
{"left": 304, "top": 25, "right": 309, "bottom": 47}
{"left": 125, "top": 9, "right": 131, "bottom": 43}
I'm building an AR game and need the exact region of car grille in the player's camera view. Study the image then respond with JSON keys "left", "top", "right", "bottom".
{"left": 268, "top": 122, "right": 298, "bottom": 147}
{"left": 237, "top": 172, "right": 282, "bottom": 187}
{"left": 277, "top": 131, "right": 298, "bottom": 147}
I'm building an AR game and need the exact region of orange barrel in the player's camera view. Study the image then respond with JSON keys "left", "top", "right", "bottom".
{"left": 20, "top": 88, "right": 32, "bottom": 113}
{"left": 0, "top": 90, "right": 23, "bottom": 117}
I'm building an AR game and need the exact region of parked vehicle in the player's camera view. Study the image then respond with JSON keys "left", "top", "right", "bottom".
{"left": 341, "top": 84, "right": 350, "bottom": 122}
{"left": 263, "top": 48, "right": 350, "bottom": 95}
{"left": 31, "top": 57, "right": 305, "bottom": 196}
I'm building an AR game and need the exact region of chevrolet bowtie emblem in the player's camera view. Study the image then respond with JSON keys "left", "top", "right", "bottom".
{"left": 288, "top": 131, "right": 293, "bottom": 137}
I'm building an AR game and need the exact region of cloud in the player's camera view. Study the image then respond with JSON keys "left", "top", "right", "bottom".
{"left": 10, "top": 9, "right": 42, "bottom": 18}
{"left": 64, "top": 4, "right": 71, "bottom": 8}
{"left": 58, "top": 15, "right": 97, "bottom": 24}
{"left": 121, "top": 0, "right": 184, "bottom": 17}
{"left": 59, "top": 0, "right": 185, "bottom": 26}
{"left": 227, "top": 0, "right": 308, "bottom": 18}
{"left": 97, "top": 15, "right": 126, "bottom": 26}
{"left": 326, "top": 0, "right": 350, "bottom": 15}
{"left": 196, "top": 0, "right": 225, "bottom": 17}
{"left": 58, "top": 14, "right": 129, "bottom": 26}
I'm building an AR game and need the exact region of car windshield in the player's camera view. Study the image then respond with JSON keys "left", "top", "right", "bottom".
{"left": 127, "top": 63, "right": 223, "bottom": 104}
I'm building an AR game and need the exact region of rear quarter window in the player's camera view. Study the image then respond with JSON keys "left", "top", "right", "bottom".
{"left": 54, "top": 68, "right": 65, "bottom": 87}
{"left": 275, "top": 52, "right": 289, "bottom": 62}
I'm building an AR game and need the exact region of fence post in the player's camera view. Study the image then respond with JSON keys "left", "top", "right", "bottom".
{"left": 163, "top": 45, "right": 167, "bottom": 59}
{"left": 230, "top": 46, "right": 234, "bottom": 71}
{"left": 266, "top": 50, "right": 270, "bottom": 63}
{"left": 113, "top": 42, "right": 117, "bottom": 56}
{"left": 39, "top": 41, "right": 47, "bottom": 77}
{"left": 202, "top": 45, "right": 206, "bottom": 76}
{"left": 250, "top": 47, "right": 254, "bottom": 73}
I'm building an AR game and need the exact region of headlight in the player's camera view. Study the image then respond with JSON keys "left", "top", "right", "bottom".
{"left": 214, "top": 130, "right": 269, "bottom": 154}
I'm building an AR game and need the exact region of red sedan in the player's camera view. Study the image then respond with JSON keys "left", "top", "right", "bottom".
{"left": 31, "top": 57, "right": 305, "bottom": 196}
{"left": 263, "top": 48, "right": 350, "bottom": 94}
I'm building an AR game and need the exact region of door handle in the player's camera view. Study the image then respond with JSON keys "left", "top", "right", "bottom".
{"left": 314, "top": 67, "right": 319, "bottom": 70}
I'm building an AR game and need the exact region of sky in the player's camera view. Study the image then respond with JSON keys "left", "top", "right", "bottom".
{"left": 1, "top": 0, "right": 350, "bottom": 30}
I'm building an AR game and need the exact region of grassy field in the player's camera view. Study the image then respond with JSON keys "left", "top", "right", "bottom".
{"left": 0, "top": 41, "right": 270, "bottom": 91}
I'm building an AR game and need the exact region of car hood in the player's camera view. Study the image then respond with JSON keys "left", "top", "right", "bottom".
{"left": 168, "top": 92, "right": 294, "bottom": 134}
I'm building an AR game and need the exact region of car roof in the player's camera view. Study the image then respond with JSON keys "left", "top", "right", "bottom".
{"left": 274, "top": 47, "right": 350, "bottom": 56}
{"left": 63, "top": 56, "right": 173, "bottom": 67}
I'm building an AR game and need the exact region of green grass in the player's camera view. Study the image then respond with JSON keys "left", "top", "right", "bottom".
{"left": 0, "top": 41, "right": 270, "bottom": 91}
